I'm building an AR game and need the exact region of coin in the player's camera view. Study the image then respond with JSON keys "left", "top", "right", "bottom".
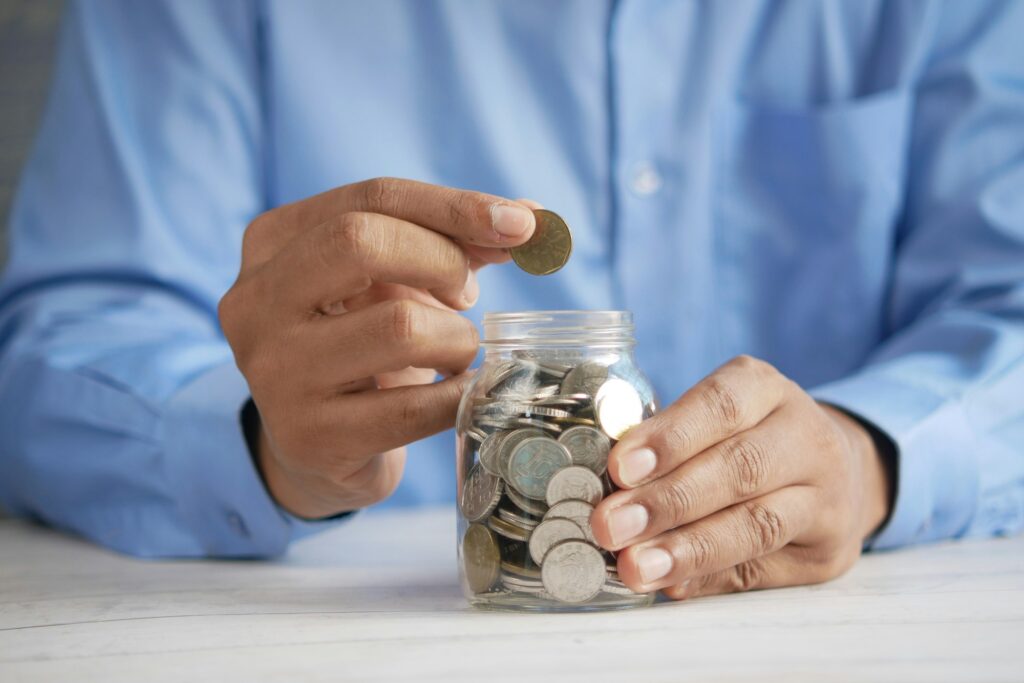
{"left": 595, "top": 377, "right": 644, "bottom": 439}
{"left": 557, "top": 425, "right": 611, "bottom": 475}
{"left": 507, "top": 437, "right": 573, "bottom": 499}
{"left": 478, "top": 430, "right": 511, "bottom": 476}
{"left": 602, "top": 579, "right": 636, "bottom": 596}
{"left": 497, "top": 505, "right": 540, "bottom": 531}
{"left": 561, "top": 361, "right": 609, "bottom": 398}
{"left": 487, "top": 513, "right": 531, "bottom": 542}
{"left": 460, "top": 463, "right": 503, "bottom": 522}
{"left": 497, "top": 428, "right": 547, "bottom": 481}
{"left": 545, "top": 466, "right": 605, "bottom": 506}
{"left": 544, "top": 499, "right": 597, "bottom": 544}
{"left": 528, "top": 517, "right": 588, "bottom": 565}
{"left": 510, "top": 209, "right": 573, "bottom": 276}
{"left": 462, "top": 523, "right": 501, "bottom": 594}
{"left": 541, "top": 540, "right": 606, "bottom": 603}
{"left": 506, "top": 486, "right": 549, "bottom": 517}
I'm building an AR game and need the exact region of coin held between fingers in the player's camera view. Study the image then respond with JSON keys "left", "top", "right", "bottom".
{"left": 510, "top": 209, "right": 573, "bottom": 275}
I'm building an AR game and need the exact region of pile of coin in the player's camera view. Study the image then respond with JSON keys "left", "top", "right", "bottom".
{"left": 459, "top": 355, "right": 656, "bottom": 605}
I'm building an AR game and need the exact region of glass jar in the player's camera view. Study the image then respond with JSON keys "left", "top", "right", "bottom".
{"left": 456, "top": 311, "right": 658, "bottom": 612}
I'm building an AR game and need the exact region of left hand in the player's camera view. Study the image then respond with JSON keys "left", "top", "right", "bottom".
{"left": 591, "top": 355, "right": 892, "bottom": 599}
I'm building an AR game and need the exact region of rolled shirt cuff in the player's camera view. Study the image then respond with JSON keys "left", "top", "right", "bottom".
{"left": 163, "top": 360, "right": 348, "bottom": 557}
{"left": 810, "top": 369, "right": 979, "bottom": 550}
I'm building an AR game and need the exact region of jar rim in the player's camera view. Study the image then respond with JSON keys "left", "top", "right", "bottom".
{"left": 482, "top": 310, "right": 635, "bottom": 348}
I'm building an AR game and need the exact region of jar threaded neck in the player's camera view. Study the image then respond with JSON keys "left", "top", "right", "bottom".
{"left": 481, "top": 310, "right": 634, "bottom": 348}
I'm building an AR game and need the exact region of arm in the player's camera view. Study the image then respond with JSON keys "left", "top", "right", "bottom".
{"left": 812, "top": 0, "right": 1024, "bottom": 548}
{"left": 590, "top": 1, "right": 1023, "bottom": 598}
{"left": 0, "top": 0, "right": 299, "bottom": 557}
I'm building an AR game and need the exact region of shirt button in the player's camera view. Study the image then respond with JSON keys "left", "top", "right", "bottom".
{"left": 630, "top": 162, "right": 663, "bottom": 196}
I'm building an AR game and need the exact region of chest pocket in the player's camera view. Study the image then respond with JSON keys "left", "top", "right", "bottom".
{"left": 712, "top": 89, "right": 913, "bottom": 385}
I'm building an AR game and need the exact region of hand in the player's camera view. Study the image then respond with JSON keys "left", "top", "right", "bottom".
{"left": 591, "top": 355, "right": 892, "bottom": 599}
{"left": 219, "top": 178, "right": 537, "bottom": 518}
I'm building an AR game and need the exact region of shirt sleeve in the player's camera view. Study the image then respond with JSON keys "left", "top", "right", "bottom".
{"left": 811, "top": 1, "right": 1024, "bottom": 550}
{"left": 0, "top": 0, "right": 340, "bottom": 557}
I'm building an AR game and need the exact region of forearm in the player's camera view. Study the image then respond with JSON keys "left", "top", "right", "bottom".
{"left": 0, "top": 284, "right": 339, "bottom": 557}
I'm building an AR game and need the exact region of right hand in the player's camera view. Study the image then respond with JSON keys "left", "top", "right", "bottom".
{"left": 218, "top": 178, "right": 537, "bottom": 518}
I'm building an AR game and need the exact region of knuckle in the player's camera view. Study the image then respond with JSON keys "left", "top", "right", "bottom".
{"left": 385, "top": 299, "right": 425, "bottom": 346}
{"left": 241, "top": 212, "right": 275, "bottom": 263}
{"left": 729, "top": 559, "right": 765, "bottom": 592}
{"left": 679, "top": 530, "right": 718, "bottom": 573}
{"left": 444, "top": 189, "right": 482, "bottom": 229}
{"left": 361, "top": 176, "right": 400, "bottom": 213}
{"left": 330, "top": 213, "right": 376, "bottom": 258}
{"left": 724, "top": 438, "right": 771, "bottom": 497}
{"left": 703, "top": 377, "right": 744, "bottom": 431}
{"left": 654, "top": 478, "right": 701, "bottom": 526}
{"left": 654, "top": 419, "right": 696, "bottom": 459}
{"left": 744, "top": 501, "right": 787, "bottom": 553}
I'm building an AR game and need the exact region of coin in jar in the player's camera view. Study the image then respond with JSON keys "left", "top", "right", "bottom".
{"left": 510, "top": 209, "right": 573, "bottom": 276}
{"left": 496, "top": 427, "right": 547, "bottom": 481}
{"left": 544, "top": 499, "right": 597, "bottom": 544}
{"left": 506, "top": 484, "right": 549, "bottom": 517}
{"left": 545, "top": 465, "right": 605, "bottom": 506}
{"left": 560, "top": 361, "right": 609, "bottom": 398}
{"left": 507, "top": 437, "right": 573, "bottom": 499}
{"left": 541, "top": 540, "right": 607, "bottom": 603}
{"left": 528, "top": 517, "right": 588, "bottom": 565}
{"left": 595, "top": 377, "right": 644, "bottom": 439}
{"left": 462, "top": 523, "right": 501, "bottom": 594}
{"left": 557, "top": 425, "right": 611, "bottom": 475}
{"left": 460, "top": 462, "right": 503, "bottom": 522}
{"left": 478, "top": 430, "right": 511, "bottom": 477}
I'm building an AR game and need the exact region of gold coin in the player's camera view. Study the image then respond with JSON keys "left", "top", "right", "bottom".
{"left": 462, "top": 523, "right": 501, "bottom": 594}
{"left": 510, "top": 209, "right": 573, "bottom": 275}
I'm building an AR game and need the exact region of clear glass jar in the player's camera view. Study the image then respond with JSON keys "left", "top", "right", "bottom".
{"left": 456, "top": 311, "right": 658, "bottom": 612}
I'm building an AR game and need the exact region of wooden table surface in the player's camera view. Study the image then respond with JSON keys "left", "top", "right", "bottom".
{"left": 2, "top": 507, "right": 1022, "bottom": 682}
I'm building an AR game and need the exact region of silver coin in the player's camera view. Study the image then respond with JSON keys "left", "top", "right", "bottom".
{"left": 465, "top": 427, "right": 488, "bottom": 443}
{"left": 514, "top": 417, "right": 562, "bottom": 433}
{"left": 528, "top": 517, "right": 588, "bottom": 564}
{"left": 460, "top": 463, "right": 502, "bottom": 522}
{"left": 561, "top": 361, "right": 610, "bottom": 398}
{"left": 507, "top": 437, "right": 573, "bottom": 499}
{"left": 557, "top": 425, "right": 611, "bottom": 475}
{"left": 541, "top": 540, "right": 607, "bottom": 604}
{"left": 497, "top": 506, "right": 540, "bottom": 530}
{"left": 497, "top": 428, "right": 547, "bottom": 481}
{"left": 501, "top": 574, "right": 547, "bottom": 594}
{"left": 506, "top": 485, "right": 549, "bottom": 516}
{"left": 544, "top": 499, "right": 597, "bottom": 544}
{"left": 501, "top": 559, "right": 542, "bottom": 580}
{"left": 545, "top": 466, "right": 605, "bottom": 506}
{"left": 487, "top": 514, "right": 531, "bottom": 542}
{"left": 479, "top": 430, "right": 511, "bottom": 476}
{"left": 595, "top": 378, "right": 644, "bottom": 440}
{"left": 602, "top": 579, "right": 637, "bottom": 596}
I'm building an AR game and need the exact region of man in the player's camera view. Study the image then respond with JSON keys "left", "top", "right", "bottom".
{"left": 0, "top": 1, "right": 1021, "bottom": 599}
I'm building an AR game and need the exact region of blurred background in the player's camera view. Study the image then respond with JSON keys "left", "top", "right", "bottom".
{"left": 1, "top": 0, "right": 63, "bottom": 266}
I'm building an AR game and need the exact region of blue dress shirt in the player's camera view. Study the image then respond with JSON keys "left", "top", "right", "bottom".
{"left": 1, "top": 1, "right": 1022, "bottom": 557}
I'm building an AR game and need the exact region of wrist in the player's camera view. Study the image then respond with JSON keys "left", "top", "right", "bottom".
{"left": 820, "top": 403, "right": 893, "bottom": 541}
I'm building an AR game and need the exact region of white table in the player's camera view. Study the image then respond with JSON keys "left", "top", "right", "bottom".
{"left": 2, "top": 507, "right": 1022, "bottom": 682}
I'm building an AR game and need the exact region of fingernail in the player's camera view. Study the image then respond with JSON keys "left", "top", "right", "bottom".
{"left": 490, "top": 204, "right": 533, "bottom": 238}
{"left": 607, "top": 504, "right": 649, "bottom": 547}
{"left": 462, "top": 269, "right": 479, "bottom": 306}
{"left": 619, "top": 448, "right": 657, "bottom": 486}
{"left": 636, "top": 547, "right": 673, "bottom": 584}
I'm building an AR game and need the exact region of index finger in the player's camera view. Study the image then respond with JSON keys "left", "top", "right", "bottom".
{"left": 278, "top": 177, "right": 536, "bottom": 249}
{"left": 608, "top": 355, "right": 790, "bottom": 489}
